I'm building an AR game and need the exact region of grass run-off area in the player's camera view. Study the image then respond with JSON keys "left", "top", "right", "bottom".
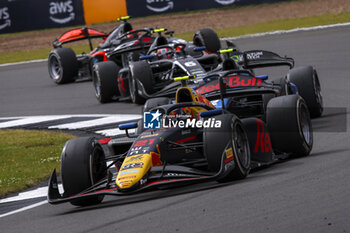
{"left": 0, "top": 11, "right": 349, "bottom": 64}
{"left": 0, "top": 129, "right": 75, "bottom": 198}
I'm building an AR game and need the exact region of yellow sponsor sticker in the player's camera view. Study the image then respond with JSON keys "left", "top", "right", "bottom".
{"left": 225, "top": 147, "right": 233, "bottom": 159}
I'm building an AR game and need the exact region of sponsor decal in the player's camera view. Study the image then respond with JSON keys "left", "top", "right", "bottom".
{"left": 121, "top": 162, "right": 144, "bottom": 171}
{"left": 133, "top": 139, "right": 155, "bottom": 147}
{"left": 254, "top": 120, "right": 272, "bottom": 153}
{"left": 119, "top": 170, "right": 139, "bottom": 175}
{"left": 118, "top": 175, "right": 136, "bottom": 181}
{"left": 49, "top": 0, "right": 75, "bottom": 24}
{"left": 125, "top": 154, "right": 144, "bottom": 163}
{"left": 224, "top": 147, "right": 234, "bottom": 163}
{"left": 196, "top": 76, "right": 262, "bottom": 95}
{"left": 0, "top": 7, "right": 10, "bottom": 31}
{"left": 146, "top": 0, "right": 174, "bottom": 13}
{"left": 246, "top": 51, "right": 263, "bottom": 60}
{"left": 215, "top": 0, "right": 236, "bottom": 5}
{"left": 141, "top": 133, "right": 159, "bottom": 138}
{"left": 225, "top": 147, "right": 233, "bottom": 159}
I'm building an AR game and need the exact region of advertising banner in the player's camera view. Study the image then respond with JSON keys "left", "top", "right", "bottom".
{"left": 126, "top": 0, "right": 287, "bottom": 17}
{"left": 0, "top": 0, "right": 85, "bottom": 34}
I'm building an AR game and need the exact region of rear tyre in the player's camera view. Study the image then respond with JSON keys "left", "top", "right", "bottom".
{"left": 288, "top": 66, "right": 323, "bottom": 118}
{"left": 267, "top": 95, "right": 313, "bottom": 157}
{"left": 48, "top": 47, "right": 78, "bottom": 84}
{"left": 129, "top": 61, "right": 154, "bottom": 104}
{"left": 193, "top": 28, "right": 221, "bottom": 53}
{"left": 93, "top": 61, "right": 120, "bottom": 103}
{"left": 61, "top": 137, "right": 107, "bottom": 206}
{"left": 204, "top": 114, "right": 250, "bottom": 182}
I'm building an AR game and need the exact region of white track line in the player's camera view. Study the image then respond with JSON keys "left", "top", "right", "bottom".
{"left": 0, "top": 59, "right": 47, "bottom": 67}
{"left": 0, "top": 201, "right": 47, "bottom": 218}
{"left": 49, "top": 115, "right": 141, "bottom": 130}
{"left": 0, "top": 116, "right": 72, "bottom": 129}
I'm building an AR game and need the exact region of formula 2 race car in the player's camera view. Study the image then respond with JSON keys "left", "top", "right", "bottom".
{"left": 48, "top": 75, "right": 313, "bottom": 206}
{"left": 47, "top": 16, "right": 155, "bottom": 84}
{"left": 92, "top": 28, "right": 233, "bottom": 103}
{"left": 135, "top": 49, "right": 323, "bottom": 118}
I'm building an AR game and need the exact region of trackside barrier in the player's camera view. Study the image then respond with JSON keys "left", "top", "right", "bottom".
{"left": 82, "top": 0, "right": 127, "bottom": 25}
{"left": 125, "top": 0, "right": 289, "bottom": 17}
{"left": 0, "top": 0, "right": 85, "bottom": 34}
{"left": 0, "top": 0, "right": 289, "bottom": 34}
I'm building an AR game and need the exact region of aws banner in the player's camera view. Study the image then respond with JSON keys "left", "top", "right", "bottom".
{"left": 126, "top": 0, "right": 287, "bottom": 17}
{"left": 0, "top": 0, "right": 85, "bottom": 34}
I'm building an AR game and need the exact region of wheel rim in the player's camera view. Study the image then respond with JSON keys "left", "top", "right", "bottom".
{"left": 232, "top": 122, "right": 250, "bottom": 169}
{"left": 313, "top": 72, "right": 323, "bottom": 108}
{"left": 299, "top": 103, "right": 312, "bottom": 146}
{"left": 49, "top": 56, "right": 61, "bottom": 81}
{"left": 90, "top": 145, "right": 106, "bottom": 184}
{"left": 93, "top": 71, "right": 101, "bottom": 98}
{"left": 129, "top": 76, "right": 137, "bottom": 103}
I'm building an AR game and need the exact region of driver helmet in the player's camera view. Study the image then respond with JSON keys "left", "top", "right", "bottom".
{"left": 157, "top": 48, "right": 171, "bottom": 58}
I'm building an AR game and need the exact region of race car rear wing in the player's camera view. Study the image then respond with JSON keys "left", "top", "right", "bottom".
{"left": 233, "top": 50, "right": 295, "bottom": 69}
{"left": 53, "top": 27, "right": 108, "bottom": 49}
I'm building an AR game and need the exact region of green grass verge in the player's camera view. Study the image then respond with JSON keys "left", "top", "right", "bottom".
{"left": 0, "top": 129, "right": 75, "bottom": 198}
{"left": 1, "top": 11, "right": 349, "bottom": 64}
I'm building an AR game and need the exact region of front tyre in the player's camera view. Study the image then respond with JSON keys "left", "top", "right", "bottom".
{"left": 48, "top": 47, "right": 78, "bottom": 84}
{"left": 61, "top": 137, "right": 107, "bottom": 206}
{"left": 204, "top": 114, "right": 251, "bottom": 182}
{"left": 288, "top": 66, "right": 323, "bottom": 118}
{"left": 193, "top": 28, "right": 221, "bottom": 53}
{"left": 267, "top": 95, "right": 313, "bottom": 157}
{"left": 93, "top": 61, "right": 120, "bottom": 103}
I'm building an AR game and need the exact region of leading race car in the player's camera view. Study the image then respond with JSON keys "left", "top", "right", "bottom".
{"left": 47, "top": 16, "right": 156, "bottom": 84}
{"left": 48, "top": 73, "right": 313, "bottom": 206}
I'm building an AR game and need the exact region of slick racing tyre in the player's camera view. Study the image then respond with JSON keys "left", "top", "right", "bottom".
{"left": 129, "top": 61, "right": 154, "bottom": 104}
{"left": 267, "top": 95, "right": 313, "bottom": 157}
{"left": 193, "top": 28, "right": 221, "bottom": 53}
{"left": 48, "top": 47, "right": 78, "bottom": 84}
{"left": 204, "top": 114, "right": 251, "bottom": 182}
{"left": 61, "top": 137, "right": 107, "bottom": 206}
{"left": 93, "top": 61, "right": 120, "bottom": 103}
{"left": 288, "top": 66, "right": 323, "bottom": 118}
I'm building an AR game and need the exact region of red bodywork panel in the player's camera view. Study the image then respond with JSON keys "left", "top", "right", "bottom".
{"left": 57, "top": 28, "right": 108, "bottom": 44}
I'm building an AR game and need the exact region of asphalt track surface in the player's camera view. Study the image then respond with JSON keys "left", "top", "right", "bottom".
{"left": 1, "top": 26, "right": 350, "bottom": 232}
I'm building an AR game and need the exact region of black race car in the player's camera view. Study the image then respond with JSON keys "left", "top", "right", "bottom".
{"left": 48, "top": 74, "right": 313, "bottom": 206}
{"left": 48, "top": 16, "right": 155, "bottom": 84}
{"left": 135, "top": 49, "right": 323, "bottom": 119}
{"left": 92, "top": 28, "right": 235, "bottom": 103}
